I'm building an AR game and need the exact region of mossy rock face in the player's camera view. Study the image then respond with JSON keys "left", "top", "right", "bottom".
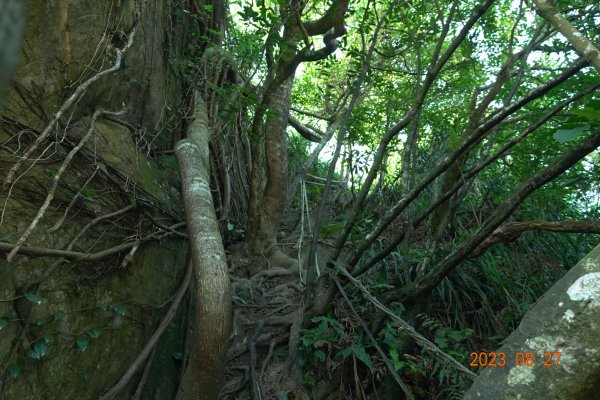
{"left": 0, "top": 0, "right": 194, "bottom": 398}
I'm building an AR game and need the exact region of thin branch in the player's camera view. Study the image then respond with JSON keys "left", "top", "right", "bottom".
{"left": 288, "top": 115, "right": 323, "bottom": 142}
{"left": 395, "top": 130, "right": 600, "bottom": 303}
{"left": 332, "top": 262, "right": 478, "bottom": 380}
{"left": 144, "top": 212, "right": 189, "bottom": 238}
{"left": 70, "top": 204, "right": 137, "bottom": 249}
{"left": 46, "top": 168, "right": 98, "bottom": 233}
{"left": 531, "top": 0, "right": 600, "bottom": 73}
{"left": 470, "top": 220, "right": 600, "bottom": 257}
{"left": 2, "top": 25, "right": 137, "bottom": 191}
{"left": 332, "top": 274, "right": 415, "bottom": 399}
{"left": 346, "top": 57, "right": 587, "bottom": 269}
{"left": 332, "top": 0, "right": 496, "bottom": 259}
{"left": 7, "top": 108, "right": 125, "bottom": 261}
{"left": 0, "top": 222, "right": 185, "bottom": 261}
{"left": 354, "top": 80, "right": 600, "bottom": 276}
{"left": 290, "top": 106, "right": 333, "bottom": 121}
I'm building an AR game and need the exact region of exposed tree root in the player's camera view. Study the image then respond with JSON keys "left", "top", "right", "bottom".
{"left": 0, "top": 222, "right": 186, "bottom": 261}
{"left": 2, "top": 25, "right": 137, "bottom": 192}
{"left": 7, "top": 108, "right": 125, "bottom": 261}
{"left": 248, "top": 320, "right": 266, "bottom": 400}
{"left": 132, "top": 347, "right": 157, "bottom": 400}
{"left": 99, "top": 259, "right": 193, "bottom": 400}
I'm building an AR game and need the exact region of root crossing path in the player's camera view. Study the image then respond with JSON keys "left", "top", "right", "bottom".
{"left": 223, "top": 241, "right": 311, "bottom": 400}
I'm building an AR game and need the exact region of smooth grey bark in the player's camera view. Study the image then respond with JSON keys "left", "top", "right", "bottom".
{"left": 175, "top": 94, "right": 231, "bottom": 400}
{"left": 465, "top": 244, "right": 600, "bottom": 399}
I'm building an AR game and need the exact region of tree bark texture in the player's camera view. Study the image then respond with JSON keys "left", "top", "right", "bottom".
{"left": 470, "top": 220, "right": 600, "bottom": 257}
{"left": 246, "top": 75, "right": 294, "bottom": 254}
{"left": 245, "top": 0, "right": 349, "bottom": 256}
{"left": 465, "top": 244, "right": 600, "bottom": 399}
{"left": 532, "top": 0, "right": 600, "bottom": 74}
{"left": 175, "top": 94, "right": 231, "bottom": 400}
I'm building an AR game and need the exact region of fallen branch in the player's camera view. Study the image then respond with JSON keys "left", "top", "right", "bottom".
{"left": 99, "top": 259, "right": 193, "bottom": 400}
{"left": 470, "top": 220, "right": 600, "bottom": 257}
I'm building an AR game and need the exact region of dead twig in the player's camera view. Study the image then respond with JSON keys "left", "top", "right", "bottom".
{"left": 47, "top": 168, "right": 99, "bottom": 233}
{"left": 70, "top": 204, "right": 137, "bottom": 249}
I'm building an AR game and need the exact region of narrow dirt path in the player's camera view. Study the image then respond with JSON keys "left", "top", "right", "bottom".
{"left": 222, "top": 241, "right": 306, "bottom": 399}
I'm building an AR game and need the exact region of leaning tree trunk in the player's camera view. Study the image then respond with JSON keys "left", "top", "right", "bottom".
{"left": 175, "top": 93, "right": 231, "bottom": 400}
{"left": 465, "top": 244, "right": 600, "bottom": 399}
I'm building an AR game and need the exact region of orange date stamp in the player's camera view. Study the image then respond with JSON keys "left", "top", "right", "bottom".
{"left": 469, "top": 351, "right": 561, "bottom": 367}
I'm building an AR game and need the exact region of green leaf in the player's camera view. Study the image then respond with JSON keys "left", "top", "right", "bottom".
{"left": 278, "top": 390, "right": 288, "bottom": 400}
{"left": 227, "top": 222, "right": 235, "bottom": 231}
{"left": 172, "top": 352, "right": 183, "bottom": 361}
{"left": 389, "top": 348, "right": 403, "bottom": 371}
{"left": 339, "top": 347, "right": 353, "bottom": 359}
{"left": 24, "top": 293, "right": 45, "bottom": 305}
{"left": 34, "top": 318, "right": 47, "bottom": 326}
{"left": 27, "top": 342, "right": 48, "bottom": 360}
{"left": 87, "top": 329, "right": 102, "bottom": 339}
{"left": 553, "top": 124, "right": 589, "bottom": 143}
{"left": 53, "top": 310, "right": 66, "bottom": 321}
{"left": 314, "top": 350, "right": 326, "bottom": 362}
{"left": 43, "top": 334, "right": 54, "bottom": 343}
{"left": 79, "top": 188, "right": 94, "bottom": 201}
{"left": 8, "top": 363, "right": 19, "bottom": 379}
{"left": 110, "top": 304, "right": 127, "bottom": 316}
{"left": 76, "top": 336, "right": 89, "bottom": 352}
{"left": 352, "top": 346, "right": 373, "bottom": 371}
{"left": 571, "top": 108, "right": 600, "bottom": 122}
{"left": 0, "top": 318, "right": 8, "bottom": 331}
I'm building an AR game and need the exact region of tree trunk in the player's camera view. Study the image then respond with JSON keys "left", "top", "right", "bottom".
{"left": 175, "top": 94, "right": 231, "bottom": 400}
{"left": 531, "top": 0, "right": 600, "bottom": 74}
{"left": 245, "top": 0, "right": 349, "bottom": 258}
{"left": 246, "top": 75, "right": 295, "bottom": 255}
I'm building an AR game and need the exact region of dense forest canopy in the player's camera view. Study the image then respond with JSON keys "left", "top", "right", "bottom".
{"left": 0, "top": 0, "right": 599, "bottom": 399}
